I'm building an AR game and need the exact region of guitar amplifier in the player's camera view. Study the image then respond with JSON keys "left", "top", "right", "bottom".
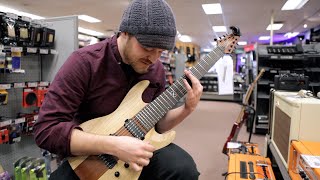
{"left": 288, "top": 141, "right": 320, "bottom": 180}
{"left": 270, "top": 91, "right": 320, "bottom": 168}
{"left": 227, "top": 154, "right": 276, "bottom": 180}
{"left": 274, "top": 74, "right": 309, "bottom": 91}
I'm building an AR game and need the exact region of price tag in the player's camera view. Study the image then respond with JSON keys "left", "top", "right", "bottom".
{"left": 27, "top": 82, "right": 38, "bottom": 87}
{"left": 0, "top": 120, "right": 12, "bottom": 127}
{"left": 27, "top": 47, "right": 38, "bottom": 53}
{"left": 15, "top": 117, "right": 26, "bottom": 124}
{"left": 0, "top": 84, "right": 11, "bottom": 90}
{"left": 0, "top": 44, "right": 4, "bottom": 50}
{"left": 11, "top": 47, "right": 23, "bottom": 52}
{"left": 40, "top": 49, "right": 49, "bottom": 54}
{"left": 13, "top": 83, "right": 25, "bottom": 88}
{"left": 50, "top": 49, "right": 58, "bottom": 54}
{"left": 39, "top": 81, "right": 49, "bottom": 87}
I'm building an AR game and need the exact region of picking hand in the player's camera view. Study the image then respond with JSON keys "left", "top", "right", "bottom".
{"left": 112, "top": 136, "right": 156, "bottom": 171}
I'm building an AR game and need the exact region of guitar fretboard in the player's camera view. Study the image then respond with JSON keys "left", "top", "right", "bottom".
{"left": 135, "top": 46, "right": 225, "bottom": 132}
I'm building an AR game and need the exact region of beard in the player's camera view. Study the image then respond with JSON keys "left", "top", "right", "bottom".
{"left": 123, "top": 43, "right": 150, "bottom": 74}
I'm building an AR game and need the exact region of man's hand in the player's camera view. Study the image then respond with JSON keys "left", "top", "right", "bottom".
{"left": 183, "top": 70, "right": 203, "bottom": 113}
{"left": 112, "top": 136, "right": 156, "bottom": 171}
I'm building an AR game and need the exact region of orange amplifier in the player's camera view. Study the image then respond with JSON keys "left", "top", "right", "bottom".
{"left": 227, "top": 154, "right": 276, "bottom": 180}
{"left": 228, "top": 142, "right": 260, "bottom": 155}
{"left": 288, "top": 141, "right": 320, "bottom": 180}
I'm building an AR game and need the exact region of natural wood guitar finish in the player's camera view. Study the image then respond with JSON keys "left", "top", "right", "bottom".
{"left": 68, "top": 80, "right": 176, "bottom": 179}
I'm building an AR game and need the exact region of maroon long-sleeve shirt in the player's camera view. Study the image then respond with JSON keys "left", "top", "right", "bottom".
{"left": 33, "top": 35, "right": 166, "bottom": 157}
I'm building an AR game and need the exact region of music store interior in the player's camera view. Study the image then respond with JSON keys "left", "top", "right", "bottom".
{"left": 0, "top": 0, "right": 320, "bottom": 179}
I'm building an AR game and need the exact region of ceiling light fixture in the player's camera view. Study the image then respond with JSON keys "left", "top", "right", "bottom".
{"left": 179, "top": 35, "right": 192, "bottom": 42}
{"left": 202, "top": 3, "right": 222, "bottom": 15}
{"left": 78, "top": 27, "right": 104, "bottom": 36}
{"left": 281, "top": 0, "right": 309, "bottom": 10}
{"left": 238, "top": 41, "right": 247, "bottom": 45}
{"left": 212, "top": 26, "right": 227, "bottom": 32}
{"left": 266, "top": 23, "right": 283, "bottom": 30}
{"left": 259, "top": 36, "right": 271, "bottom": 40}
{"left": 78, "top": 15, "right": 101, "bottom": 23}
{"left": 304, "top": 24, "right": 308, "bottom": 28}
{"left": 0, "top": 5, "right": 44, "bottom": 19}
{"left": 284, "top": 32, "right": 299, "bottom": 38}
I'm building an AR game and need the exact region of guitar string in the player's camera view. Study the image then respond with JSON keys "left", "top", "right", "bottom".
{"left": 114, "top": 42, "right": 226, "bottom": 137}
{"left": 113, "top": 38, "right": 229, "bottom": 138}
{"left": 99, "top": 37, "right": 234, "bottom": 166}
{"left": 113, "top": 37, "right": 231, "bottom": 137}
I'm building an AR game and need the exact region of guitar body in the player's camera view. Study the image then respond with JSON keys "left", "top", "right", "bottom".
{"left": 67, "top": 80, "right": 176, "bottom": 180}
{"left": 63, "top": 27, "right": 242, "bottom": 179}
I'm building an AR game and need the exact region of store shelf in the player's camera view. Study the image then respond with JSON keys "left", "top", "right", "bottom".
{"left": 254, "top": 44, "right": 320, "bottom": 134}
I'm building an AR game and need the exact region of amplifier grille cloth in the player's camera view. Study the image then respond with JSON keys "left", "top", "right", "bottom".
{"left": 274, "top": 106, "right": 291, "bottom": 162}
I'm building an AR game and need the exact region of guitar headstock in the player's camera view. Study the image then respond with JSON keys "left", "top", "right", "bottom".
{"left": 216, "top": 26, "right": 241, "bottom": 54}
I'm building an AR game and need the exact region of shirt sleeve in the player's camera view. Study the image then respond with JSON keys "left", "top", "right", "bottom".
{"left": 33, "top": 51, "right": 90, "bottom": 157}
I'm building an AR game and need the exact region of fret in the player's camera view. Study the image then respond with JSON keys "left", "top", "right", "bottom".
{"left": 144, "top": 106, "right": 157, "bottom": 121}
{"left": 133, "top": 45, "right": 227, "bottom": 132}
{"left": 162, "top": 91, "right": 176, "bottom": 106}
{"left": 171, "top": 83, "right": 185, "bottom": 97}
{"left": 175, "top": 79, "right": 187, "bottom": 94}
{"left": 153, "top": 99, "right": 167, "bottom": 115}
{"left": 136, "top": 113, "right": 151, "bottom": 130}
{"left": 147, "top": 104, "right": 162, "bottom": 119}
{"left": 139, "top": 111, "right": 153, "bottom": 129}
{"left": 158, "top": 95, "right": 170, "bottom": 111}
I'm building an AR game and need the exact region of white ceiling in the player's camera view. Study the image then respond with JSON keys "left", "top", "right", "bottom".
{"left": 1, "top": 0, "right": 320, "bottom": 50}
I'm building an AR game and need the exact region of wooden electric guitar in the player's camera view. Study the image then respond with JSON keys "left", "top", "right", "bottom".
{"left": 67, "top": 26, "right": 241, "bottom": 180}
{"left": 222, "top": 68, "right": 265, "bottom": 155}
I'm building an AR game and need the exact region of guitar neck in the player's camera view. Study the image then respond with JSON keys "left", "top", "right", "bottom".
{"left": 135, "top": 46, "right": 225, "bottom": 132}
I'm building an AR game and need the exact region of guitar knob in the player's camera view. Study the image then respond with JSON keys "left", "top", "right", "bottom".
{"left": 124, "top": 163, "right": 130, "bottom": 168}
{"left": 115, "top": 171, "right": 120, "bottom": 177}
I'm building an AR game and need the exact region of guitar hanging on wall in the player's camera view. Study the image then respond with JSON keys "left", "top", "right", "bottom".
{"left": 222, "top": 68, "right": 265, "bottom": 155}
{"left": 67, "top": 26, "right": 241, "bottom": 180}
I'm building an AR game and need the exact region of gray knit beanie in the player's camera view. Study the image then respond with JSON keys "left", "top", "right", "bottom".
{"left": 119, "top": 0, "right": 176, "bottom": 50}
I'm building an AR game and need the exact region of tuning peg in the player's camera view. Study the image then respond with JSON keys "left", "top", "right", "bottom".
{"left": 223, "top": 35, "right": 226, "bottom": 37}
{"left": 214, "top": 38, "right": 217, "bottom": 41}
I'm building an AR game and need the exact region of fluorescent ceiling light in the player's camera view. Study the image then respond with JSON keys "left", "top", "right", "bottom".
{"left": 179, "top": 35, "right": 192, "bottom": 42}
{"left": 203, "top": 48, "right": 212, "bottom": 52}
{"left": 202, "top": 3, "right": 222, "bottom": 14}
{"left": 212, "top": 26, "right": 227, "bottom": 32}
{"left": 284, "top": 32, "right": 299, "bottom": 38}
{"left": 78, "top": 27, "right": 104, "bottom": 36}
{"left": 78, "top": 15, "right": 101, "bottom": 23}
{"left": 281, "top": 0, "right": 309, "bottom": 10}
{"left": 304, "top": 24, "right": 308, "bottom": 28}
{"left": 238, "top": 41, "right": 247, "bottom": 45}
{"left": 0, "top": 5, "right": 44, "bottom": 19}
{"left": 259, "top": 36, "right": 270, "bottom": 40}
{"left": 266, "top": 23, "right": 283, "bottom": 30}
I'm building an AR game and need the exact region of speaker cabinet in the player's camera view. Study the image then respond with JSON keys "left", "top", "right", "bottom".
{"left": 270, "top": 91, "right": 320, "bottom": 168}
